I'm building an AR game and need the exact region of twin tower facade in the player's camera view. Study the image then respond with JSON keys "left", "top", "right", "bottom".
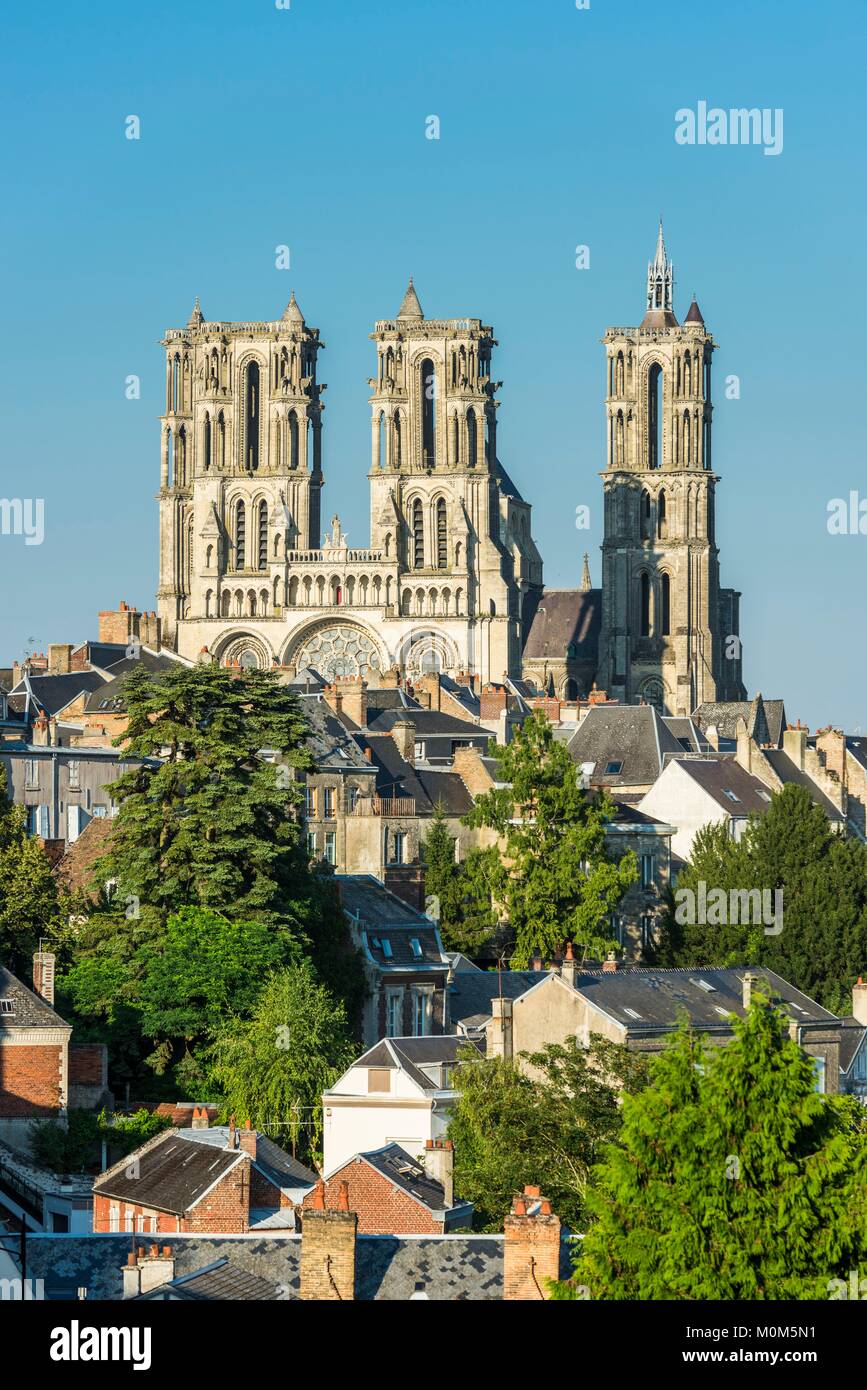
{"left": 157, "top": 228, "right": 745, "bottom": 715}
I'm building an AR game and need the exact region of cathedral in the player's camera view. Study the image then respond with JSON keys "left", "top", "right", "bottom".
{"left": 156, "top": 226, "right": 745, "bottom": 717}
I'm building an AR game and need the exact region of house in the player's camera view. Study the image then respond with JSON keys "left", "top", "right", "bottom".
{"left": 337, "top": 874, "right": 451, "bottom": 1044}
{"left": 0, "top": 742, "right": 149, "bottom": 847}
{"left": 693, "top": 693, "right": 788, "bottom": 751}
{"left": 638, "top": 755, "right": 775, "bottom": 863}
{"left": 322, "top": 1035, "right": 480, "bottom": 1173}
{"left": 605, "top": 800, "right": 675, "bottom": 956}
{"left": 838, "top": 977, "right": 867, "bottom": 1098}
{"left": 301, "top": 1140, "right": 473, "bottom": 1234}
{"left": 91, "top": 1119, "right": 317, "bottom": 1235}
{"left": 487, "top": 963, "right": 851, "bottom": 1093}
{"left": 566, "top": 702, "right": 704, "bottom": 799}
{"left": 447, "top": 953, "right": 538, "bottom": 1044}
{"left": 26, "top": 1185, "right": 570, "bottom": 1300}
{"left": 0, "top": 955, "right": 109, "bottom": 1160}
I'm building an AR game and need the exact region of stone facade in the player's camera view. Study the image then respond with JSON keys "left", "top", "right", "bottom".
{"left": 595, "top": 225, "right": 746, "bottom": 715}
{"left": 157, "top": 281, "right": 543, "bottom": 686}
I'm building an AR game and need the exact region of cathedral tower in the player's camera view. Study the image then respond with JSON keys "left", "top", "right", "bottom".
{"left": 596, "top": 224, "right": 745, "bottom": 715}
{"left": 157, "top": 293, "right": 325, "bottom": 651}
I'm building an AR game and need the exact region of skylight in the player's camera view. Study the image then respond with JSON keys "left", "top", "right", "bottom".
{"left": 722, "top": 788, "right": 741, "bottom": 802}
{"left": 622, "top": 1006, "right": 643, "bottom": 1020}
{"left": 381, "top": 939, "right": 393, "bottom": 959}
{"left": 409, "top": 938, "right": 423, "bottom": 960}
{"left": 690, "top": 977, "right": 716, "bottom": 992}
{"left": 605, "top": 760, "right": 623, "bottom": 776}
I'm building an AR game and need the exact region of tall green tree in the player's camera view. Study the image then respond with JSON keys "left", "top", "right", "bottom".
{"left": 422, "top": 804, "right": 498, "bottom": 953}
{"left": 208, "top": 960, "right": 354, "bottom": 1162}
{"left": 653, "top": 784, "right": 867, "bottom": 1011}
{"left": 463, "top": 711, "right": 637, "bottom": 965}
{"left": 0, "top": 763, "right": 66, "bottom": 973}
{"left": 96, "top": 662, "right": 312, "bottom": 925}
{"left": 448, "top": 1037, "right": 648, "bottom": 1230}
{"left": 553, "top": 996, "right": 867, "bottom": 1299}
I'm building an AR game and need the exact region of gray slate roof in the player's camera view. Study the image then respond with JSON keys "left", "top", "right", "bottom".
{"left": 693, "top": 696, "right": 787, "bottom": 748}
{"left": 27, "top": 1231, "right": 571, "bottom": 1300}
{"left": 522, "top": 589, "right": 601, "bottom": 662}
{"left": 299, "top": 695, "right": 373, "bottom": 770}
{"left": 760, "top": 750, "right": 846, "bottom": 822}
{"left": 174, "top": 1127, "right": 317, "bottom": 1191}
{"left": 672, "top": 756, "right": 775, "bottom": 815}
{"left": 568, "top": 704, "right": 685, "bottom": 786}
{"left": 569, "top": 966, "right": 837, "bottom": 1032}
{"left": 140, "top": 1258, "right": 282, "bottom": 1301}
{"left": 0, "top": 965, "right": 70, "bottom": 1032}
{"left": 8, "top": 671, "right": 107, "bottom": 717}
{"left": 336, "top": 1143, "right": 469, "bottom": 1219}
{"left": 449, "top": 963, "right": 539, "bottom": 1032}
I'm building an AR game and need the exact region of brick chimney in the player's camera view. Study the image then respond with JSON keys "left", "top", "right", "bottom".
{"left": 424, "top": 1139, "right": 454, "bottom": 1209}
{"left": 33, "top": 951, "right": 55, "bottom": 1006}
{"left": 227, "top": 1116, "right": 237, "bottom": 1150}
{"left": 48, "top": 644, "right": 73, "bottom": 676}
{"left": 414, "top": 673, "right": 442, "bottom": 712}
{"left": 323, "top": 684, "right": 343, "bottom": 717}
{"left": 602, "top": 952, "right": 619, "bottom": 973}
{"left": 480, "top": 684, "right": 508, "bottom": 722}
{"left": 301, "top": 1180, "right": 357, "bottom": 1300}
{"left": 503, "top": 1188, "right": 561, "bottom": 1300}
{"left": 742, "top": 969, "right": 760, "bottom": 1010}
{"left": 391, "top": 719, "right": 416, "bottom": 766}
{"left": 488, "top": 996, "right": 514, "bottom": 1060}
{"left": 378, "top": 666, "right": 402, "bottom": 689}
{"left": 191, "top": 1107, "right": 209, "bottom": 1130}
{"left": 341, "top": 677, "right": 368, "bottom": 729}
{"left": 32, "top": 712, "right": 51, "bottom": 747}
{"left": 852, "top": 977, "right": 867, "bottom": 1027}
{"left": 122, "top": 1244, "right": 175, "bottom": 1299}
{"left": 816, "top": 727, "right": 846, "bottom": 782}
{"left": 783, "top": 722, "right": 808, "bottom": 771}
{"left": 560, "top": 941, "right": 578, "bottom": 989}
{"left": 238, "top": 1119, "right": 257, "bottom": 1160}
{"left": 452, "top": 745, "right": 494, "bottom": 797}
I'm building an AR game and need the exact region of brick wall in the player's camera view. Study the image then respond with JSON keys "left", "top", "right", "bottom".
{"left": 0, "top": 1043, "right": 65, "bottom": 1116}
{"left": 301, "top": 1156, "right": 442, "bottom": 1235}
{"left": 503, "top": 1190, "right": 561, "bottom": 1300}
{"left": 93, "top": 1159, "right": 257, "bottom": 1235}
{"left": 69, "top": 1045, "right": 107, "bottom": 1087}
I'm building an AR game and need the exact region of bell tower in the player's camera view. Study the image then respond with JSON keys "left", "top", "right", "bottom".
{"left": 596, "top": 224, "right": 745, "bottom": 715}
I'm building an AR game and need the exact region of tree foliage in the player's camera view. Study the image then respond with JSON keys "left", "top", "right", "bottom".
{"left": 0, "top": 763, "right": 66, "bottom": 974}
{"left": 463, "top": 712, "right": 638, "bottom": 965}
{"left": 447, "top": 1037, "right": 648, "bottom": 1230}
{"left": 553, "top": 996, "right": 867, "bottom": 1299}
{"left": 207, "top": 960, "right": 355, "bottom": 1163}
{"left": 653, "top": 784, "right": 867, "bottom": 1011}
{"left": 422, "top": 805, "right": 498, "bottom": 953}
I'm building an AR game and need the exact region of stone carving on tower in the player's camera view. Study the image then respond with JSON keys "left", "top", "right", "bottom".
{"left": 595, "top": 223, "right": 746, "bottom": 715}
{"left": 157, "top": 282, "right": 543, "bottom": 684}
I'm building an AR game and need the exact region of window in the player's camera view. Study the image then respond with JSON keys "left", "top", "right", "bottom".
{"left": 109, "top": 1203, "right": 120, "bottom": 1233}
{"left": 124, "top": 1207, "right": 134, "bottom": 1233}
{"left": 414, "top": 741, "right": 426, "bottom": 761}
{"left": 412, "top": 499, "right": 424, "bottom": 568}
{"left": 323, "top": 786, "right": 335, "bottom": 818}
{"left": 722, "top": 788, "right": 741, "bottom": 803}
{"left": 307, "top": 831, "right": 317, "bottom": 857}
{"left": 812, "top": 1056, "right": 826, "bottom": 1094}
{"left": 93, "top": 805, "right": 107, "bottom": 818}
{"left": 640, "top": 914, "right": 655, "bottom": 951}
{"left": 258, "top": 500, "right": 268, "bottom": 570}
{"left": 409, "top": 937, "right": 423, "bottom": 960}
{"left": 67, "top": 760, "right": 80, "bottom": 791}
{"left": 647, "top": 363, "right": 662, "bottom": 468}
{"left": 639, "top": 572, "right": 651, "bottom": 637}
{"left": 640, "top": 853, "right": 655, "bottom": 888}
{"left": 690, "top": 977, "right": 717, "bottom": 993}
{"left": 386, "top": 991, "right": 403, "bottom": 1037}
{"left": 622, "top": 1006, "right": 643, "bottom": 1021}
{"left": 235, "top": 501, "right": 246, "bottom": 569}
{"left": 381, "top": 938, "right": 393, "bottom": 960}
{"left": 0, "top": 1000, "right": 14, "bottom": 1015}
{"left": 436, "top": 498, "right": 447, "bottom": 568}
{"left": 604, "top": 761, "right": 623, "bottom": 776}
{"left": 420, "top": 358, "right": 436, "bottom": 466}
{"left": 368, "top": 1068, "right": 392, "bottom": 1093}
{"left": 348, "top": 786, "right": 359, "bottom": 812}
{"left": 324, "top": 831, "right": 336, "bottom": 865}
{"left": 660, "top": 573, "right": 671, "bottom": 636}
{"left": 411, "top": 988, "right": 433, "bottom": 1037}
{"left": 245, "top": 361, "right": 260, "bottom": 471}
{"left": 25, "top": 759, "right": 38, "bottom": 790}
{"left": 391, "top": 831, "right": 406, "bottom": 865}
{"left": 305, "top": 786, "right": 316, "bottom": 817}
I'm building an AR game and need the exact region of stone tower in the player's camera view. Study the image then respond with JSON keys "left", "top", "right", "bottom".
{"left": 596, "top": 224, "right": 745, "bottom": 715}
{"left": 156, "top": 283, "right": 542, "bottom": 682}
{"left": 157, "top": 292, "right": 325, "bottom": 651}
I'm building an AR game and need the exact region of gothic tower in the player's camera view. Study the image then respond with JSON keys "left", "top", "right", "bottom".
{"left": 157, "top": 293, "right": 325, "bottom": 651}
{"left": 596, "top": 225, "right": 745, "bottom": 715}
{"left": 367, "top": 279, "right": 542, "bottom": 680}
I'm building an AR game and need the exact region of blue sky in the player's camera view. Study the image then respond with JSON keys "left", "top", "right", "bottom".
{"left": 1, "top": 0, "right": 865, "bottom": 729}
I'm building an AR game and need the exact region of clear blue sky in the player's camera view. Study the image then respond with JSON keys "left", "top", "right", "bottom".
{"left": 1, "top": 0, "right": 865, "bottom": 730}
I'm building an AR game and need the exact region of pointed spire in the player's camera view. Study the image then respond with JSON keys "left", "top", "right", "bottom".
{"left": 581, "top": 553, "right": 592, "bottom": 592}
{"left": 282, "top": 291, "right": 304, "bottom": 325}
{"left": 684, "top": 297, "right": 705, "bottom": 325}
{"left": 188, "top": 296, "right": 204, "bottom": 328}
{"left": 397, "top": 276, "right": 423, "bottom": 321}
{"left": 641, "top": 219, "right": 677, "bottom": 327}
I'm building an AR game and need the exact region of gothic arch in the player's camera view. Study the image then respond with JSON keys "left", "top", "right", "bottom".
{"left": 215, "top": 631, "right": 275, "bottom": 670}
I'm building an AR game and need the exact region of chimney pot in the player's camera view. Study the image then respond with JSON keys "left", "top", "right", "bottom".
{"left": 524, "top": 1185, "right": 541, "bottom": 1198}
{"left": 337, "top": 1180, "right": 350, "bottom": 1212}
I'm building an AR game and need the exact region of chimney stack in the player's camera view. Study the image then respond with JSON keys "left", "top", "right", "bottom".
{"left": 48, "top": 644, "right": 73, "bottom": 676}
{"left": 742, "top": 969, "right": 760, "bottom": 1011}
{"left": 488, "top": 996, "right": 514, "bottom": 1060}
{"left": 602, "top": 952, "right": 619, "bottom": 973}
{"left": 191, "top": 1107, "right": 209, "bottom": 1130}
{"left": 300, "top": 1184, "right": 357, "bottom": 1300}
{"left": 560, "top": 941, "right": 578, "bottom": 989}
{"left": 33, "top": 951, "right": 56, "bottom": 1006}
{"left": 424, "top": 1139, "right": 455, "bottom": 1209}
{"left": 503, "top": 1188, "right": 561, "bottom": 1300}
{"left": 122, "top": 1244, "right": 175, "bottom": 1299}
{"left": 783, "top": 723, "right": 809, "bottom": 772}
{"left": 852, "top": 977, "right": 867, "bottom": 1027}
{"left": 391, "top": 719, "right": 416, "bottom": 766}
{"left": 238, "top": 1119, "right": 257, "bottom": 1160}
{"left": 704, "top": 723, "right": 720, "bottom": 752}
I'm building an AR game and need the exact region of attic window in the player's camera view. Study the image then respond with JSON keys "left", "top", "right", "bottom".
{"left": 409, "top": 938, "right": 423, "bottom": 960}
{"left": 714, "top": 1006, "right": 731, "bottom": 1018}
{"left": 370, "top": 936, "right": 381, "bottom": 949}
{"left": 368, "top": 1068, "right": 391, "bottom": 1093}
{"left": 722, "top": 788, "right": 741, "bottom": 802}
{"left": 690, "top": 977, "right": 716, "bottom": 992}
{"left": 622, "top": 1006, "right": 643, "bottom": 1020}
{"left": 758, "top": 791, "right": 771, "bottom": 802}
{"left": 604, "top": 761, "right": 623, "bottom": 776}
{"left": 381, "top": 938, "right": 393, "bottom": 959}
{"left": 0, "top": 1000, "right": 14, "bottom": 1015}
